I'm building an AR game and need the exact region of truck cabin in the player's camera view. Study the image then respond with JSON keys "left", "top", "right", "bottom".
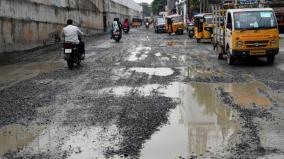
{"left": 226, "top": 8, "right": 278, "bottom": 31}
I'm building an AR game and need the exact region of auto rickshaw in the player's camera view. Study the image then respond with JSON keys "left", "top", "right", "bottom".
{"left": 166, "top": 15, "right": 185, "bottom": 35}
{"left": 132, "top": 17, "right": 142, "bottom": 28}
{"left": 194, "top": 13, "right": 214, "bottom": 43}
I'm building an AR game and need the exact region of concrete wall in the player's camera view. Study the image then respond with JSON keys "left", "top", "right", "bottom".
{"left": 0, "top": 0, "right": 105, "bottom": 53}
{"left": 104, "top": 0, "right": 142, "bottom": 32}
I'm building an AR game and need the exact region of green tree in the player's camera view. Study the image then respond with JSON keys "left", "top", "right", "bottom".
{"left": 151, "top": 0, "right": 167, "bottom": 15}
{"left": 140, "top": 2, "right": 151, "bottom": 17}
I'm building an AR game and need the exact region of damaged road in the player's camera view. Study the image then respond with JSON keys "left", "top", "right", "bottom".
{"left": 0, "top": 29, "right": 284, "bottom": 159}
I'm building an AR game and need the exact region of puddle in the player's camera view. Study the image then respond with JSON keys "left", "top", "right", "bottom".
{"left": 127, "top": 44, "right": 151, "bottom": 62}
{"left": 129, "top": 67, "right": 174, "bottom": 77}
{"left": 0, "top": 124, "right": 44, "bottom": 156}
{"left": 181, "top": 66, "right": 224, "bottom": 79}
{"left": 277, "top": 63, "right": 284, "bottom": 71}
{"left": 223, "top": 81, "right": 272, "bottom": 107}
{"left": 101, "top": 84, "right": 161, "bottom": 96}
{"left": 140, "top": 82, "right": 239, "bottom": 158}
{"left": 0, "top": 61, "right": 63, "bottom": 83}
{"left": 160, "top": 40, "right": 193, "bottom": 48}
{"left": 62, "top": 125, "right": 121, "bottom": 159}
{"left": 87, "top": 41, "right": 113, "bottom": 49}
{"left": 155, "top": 53, "right": 161, "bottom": 57}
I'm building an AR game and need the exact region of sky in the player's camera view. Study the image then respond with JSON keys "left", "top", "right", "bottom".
{"left": 134, "top": 0, "right": 153, "bottom": 4}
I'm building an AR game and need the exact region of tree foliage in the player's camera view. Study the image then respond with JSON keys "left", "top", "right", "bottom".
{"left": 151, "top": 0, "right": 167, "bottom": 15}
{"left": 140, "top": 3, "right": 151, "bottom": 17}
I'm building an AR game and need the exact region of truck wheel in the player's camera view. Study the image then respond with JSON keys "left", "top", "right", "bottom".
{"left": 196, "top": 39, "right": 200, "bottom": 43}
{"left": 227, "top": 49, "right": 234, "bottom": 65}
{"left": 267, "top": 55, "right": 275, "bottom": 64}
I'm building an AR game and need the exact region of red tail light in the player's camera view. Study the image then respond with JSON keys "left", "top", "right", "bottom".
{"left": 63, "top": 43, "right": 75, "bottom": 49}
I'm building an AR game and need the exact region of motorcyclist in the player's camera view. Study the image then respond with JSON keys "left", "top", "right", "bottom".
{"left": 123, "top": 19, "right": 130, "bottom": 31}
{"left": 111, "top": 18, "right": 122, "bottom": 38}
{"left": 62, "top": 19, "right": 85, "bottom": 59}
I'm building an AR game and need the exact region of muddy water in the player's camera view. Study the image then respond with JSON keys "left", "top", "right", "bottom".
{"left": 127, "top": 44, "right": 151, "bottom": 62}
{"left": 129, "top": 67, "right": 174, "bottom": 77}
{"left": 160, "top": 40, "right": 193, "bottom": 48}
{"left": 181, "top": 66, "right": 224, "bottom": 79}
{"left": 181, "top": 66, "right": 273, "bottom": 107}
{"left": 0, "top": 61, "right": 63, "bottom": 83}
{"left": 101, "top": 84, "right": 161, "bottom": 96}
{"left": 0, "top": 124, "right": 44, "bottom": 156}
{"left": 140, "top": 82, "right": 239, "bottom": 158}
{"left": 223, "top": 81, "right": 272, "bottom": 107}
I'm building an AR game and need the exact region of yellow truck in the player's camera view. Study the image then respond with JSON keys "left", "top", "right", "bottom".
{"left": 212, "top": 5, "right": 279, "bottom": 65}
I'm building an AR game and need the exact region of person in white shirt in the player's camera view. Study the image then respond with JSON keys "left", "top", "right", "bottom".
{"left": 62, "top": 19, "right": 85, "bottom": 59}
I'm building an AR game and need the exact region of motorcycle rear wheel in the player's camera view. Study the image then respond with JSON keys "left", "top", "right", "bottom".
{"left": 67, "top": 59, "right": 74, "bottom": 69}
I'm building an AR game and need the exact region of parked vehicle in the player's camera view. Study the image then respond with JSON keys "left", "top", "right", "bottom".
{"left": 166, "top": 14, "right": 185, "bottom": 35}
{"left": 187, "top": 23, "right": 194, "bottom": 38}
{"left": 112, "top": 31, "right": 122, "bottom": 42}
{"left": 154, "top": 17, "right": 166, "bottom": 33}
{"left": 194, "top": 13, "right": 214, "bottom": 43}
{"left": 212, "top": 3, "right": 279, "bottom": 65}
{"left": 63, "top": 43, "right": 84, "bottom": 69}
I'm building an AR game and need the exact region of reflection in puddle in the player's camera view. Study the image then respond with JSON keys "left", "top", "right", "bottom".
{"left": 0, "top": 124, "right": 44, "bottom": 156}
{"left": 130, "top": 67, "right": 174, "bottom": 76}
{"left": 127, "top": 44, "right": 151, "bottom": 62}
{"left": 223, "top": 81, "right": 272, "bottom": 107}
{"left": 140, "top": 82, "right": 239, "bottom": 158}
{"left": 0, "top": 61, "right": 63, "bottom": 83}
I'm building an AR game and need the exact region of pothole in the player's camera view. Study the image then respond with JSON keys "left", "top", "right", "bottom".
{"left": 129, "top": 67, "right": 174, "bottom": 77}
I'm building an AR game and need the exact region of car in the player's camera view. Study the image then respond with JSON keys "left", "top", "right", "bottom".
{"left": 154, "top": 17, "right": 166, "bottom": 33}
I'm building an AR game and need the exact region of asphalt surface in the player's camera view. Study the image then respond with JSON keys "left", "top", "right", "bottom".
{"left": 0, "top": 28, "right": 284, "bottom": 159}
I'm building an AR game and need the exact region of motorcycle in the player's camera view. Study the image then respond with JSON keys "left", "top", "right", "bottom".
{"left": 123, "top": 26, "right": 129, "bottom": 34}
{"left": 187, "top": 23, "right": 194, "bottom": 39}
{"left": 112, "top": 31, "right": 122, "bottom": 42}
{"left": 123, "top": 23, "right": 129, "bottom": 34}
{"left": 63, "top": 43, "right": 84, "bottom": 69}
{"left": 145, "top": 22, "right": 149, "bottom": 29}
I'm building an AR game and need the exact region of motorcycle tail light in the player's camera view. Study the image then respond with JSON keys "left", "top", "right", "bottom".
{"left": 63, "top": 43, "right": 75, "bottom": 49}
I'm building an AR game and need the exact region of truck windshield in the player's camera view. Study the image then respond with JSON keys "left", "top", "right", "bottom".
{"left": 234, "top": 11, "right": 277, "bottom": 30}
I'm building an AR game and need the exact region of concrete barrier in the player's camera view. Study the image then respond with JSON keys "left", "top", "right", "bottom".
{"left": 0, "top": 0, "right": 104, "bottom": 53}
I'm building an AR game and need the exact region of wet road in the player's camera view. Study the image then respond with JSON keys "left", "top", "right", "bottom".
{"left": 0, "top": 28, "right": 284, "bottom": 159}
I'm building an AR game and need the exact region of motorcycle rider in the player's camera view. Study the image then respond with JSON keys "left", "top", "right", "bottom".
{"left": 111, "top": 18, "right": 122, "bottom": 38}
{"left": 62, "top": 19, "right": 85, "bottom": 59}
{"left": 123, "top": 19, "right": 130, "bottom": 31}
